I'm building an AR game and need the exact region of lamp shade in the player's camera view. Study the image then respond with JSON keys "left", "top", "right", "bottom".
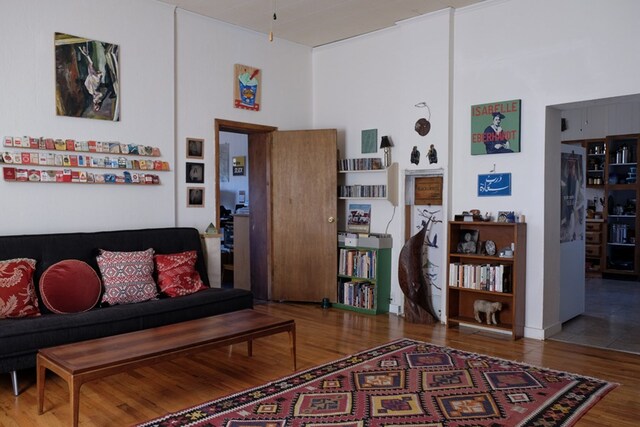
{"left": 380, "top": 136, "right": 392, "bottom": 148}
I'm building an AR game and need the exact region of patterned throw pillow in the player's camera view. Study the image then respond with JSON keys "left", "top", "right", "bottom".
{"left": 154, "top": 250, "right": 207, "bottom": 297}
{"left": 40, "top": 259, "right": 102, "bottom": 314}
{"left": 0, "top": 258, "right": 40, "bottom": 318}
{"left": 97, "top": 248, "right": 158, "bottom": 305}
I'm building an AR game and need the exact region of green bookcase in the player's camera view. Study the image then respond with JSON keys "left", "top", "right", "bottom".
{"left": 334, "top": 237, "right": 391, "bottom": 315}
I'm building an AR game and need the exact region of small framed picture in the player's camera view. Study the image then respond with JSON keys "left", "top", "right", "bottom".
{"left": 186, "top": 138, "right": 204, "bottom": 159}
{"left": 187, "top": 187, "right": 204, "bottom": 207}
{"left": 186, "top": 162, "right": 204, "bottom": 183}
{"left": 497, "top": 211, "right": 516, "bottom": 223}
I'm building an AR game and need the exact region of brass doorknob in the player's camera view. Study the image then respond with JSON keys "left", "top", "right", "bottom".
{"left": 328, "top": 216, "right": 335, "bottom": 223}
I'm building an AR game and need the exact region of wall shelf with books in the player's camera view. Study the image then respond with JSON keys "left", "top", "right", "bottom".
{"left": 338, "top": 162, "right": 398, "bottom": 206}
{"left": 446, "top": 221, "right": 526, "bottom": 339}
{"left": 334, "top": 234, "right": 392, "bottom": 315}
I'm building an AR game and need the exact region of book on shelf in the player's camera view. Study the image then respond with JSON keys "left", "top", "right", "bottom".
{"left": 337, "top": 279, "right": 375, "bottom": 309}
{"left": 338, "top": 248, "right": 377, "bottom": 278}
{"left": 338, "top": 158, "right": 383, "bottom": 171}
{"left": 448, "top": 262, "right": 511, "bottom": 293}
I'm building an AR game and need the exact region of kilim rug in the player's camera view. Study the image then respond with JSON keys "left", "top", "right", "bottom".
{"left": 136, "top": 339, "right": 617, "bottom": 427}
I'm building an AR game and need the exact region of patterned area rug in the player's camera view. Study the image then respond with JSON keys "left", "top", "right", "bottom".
{"left": 137, "top": 339, "right": 616, "bottom": 427}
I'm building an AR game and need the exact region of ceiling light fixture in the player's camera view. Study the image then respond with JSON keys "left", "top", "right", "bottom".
{"left": 269, "top": 0, "right": 277, "bottom": 42}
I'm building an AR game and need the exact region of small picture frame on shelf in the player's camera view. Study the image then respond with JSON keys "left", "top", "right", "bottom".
{"left": 187, "top": 187, "right": 204, "bottom": 207}
{"left": 497, "top": 211, "right": 516, "bottom": 223}
{"left": 186, "top": 138, "right": 204, "bottom": 159}
{"left": 457, "top": 229, "right": 479, "bottom": 254}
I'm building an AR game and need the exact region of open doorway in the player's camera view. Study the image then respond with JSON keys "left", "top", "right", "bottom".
{"left": 550, "top": 94, "right": 640, "bottom": 354}
{"left": 215, "top": 119, "right": 276, "bottom": 301}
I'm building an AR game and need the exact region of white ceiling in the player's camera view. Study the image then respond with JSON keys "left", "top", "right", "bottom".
{"left": 156, "top": 0, "right": 485, "bottom": 47}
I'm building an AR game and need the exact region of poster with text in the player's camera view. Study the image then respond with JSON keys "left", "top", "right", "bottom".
{"left": 471, "top": 99, "right": 521, "bottom": 155}
{"left": 234, "top": 64, "right": 261, "bottom": 111}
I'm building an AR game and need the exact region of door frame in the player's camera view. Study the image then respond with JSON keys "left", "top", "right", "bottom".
{"left": 214, "top": 119, "right": 278, "bottom": 300}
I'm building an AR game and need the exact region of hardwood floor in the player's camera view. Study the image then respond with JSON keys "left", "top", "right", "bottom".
{"left": 1, "top": 302, "right": 638, "bottom": 426}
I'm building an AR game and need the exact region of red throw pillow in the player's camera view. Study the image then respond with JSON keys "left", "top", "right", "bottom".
{"left": 0, "top": 258, "right": 40, "bottom": 318}
{"left": 155, "top": 251, "right": 206, "bottom": 297}
{"left": 39, "top": 260, "right": 102, "bottom": 314}
{"left": 97, "top": 248, "right": 158, "bottom": 305}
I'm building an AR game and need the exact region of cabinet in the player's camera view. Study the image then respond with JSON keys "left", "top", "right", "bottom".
{"left": 586, "top": 139, "right": 606, "bottom": 187}
{"left": 446, "top": 221, "right": 526, "bottom": 340}
{"left": 603, "top": 134, "right": 640, "bottom": 276}
{"left": 585, "top": 219, "right": 604, "bottom": 276}
{"left": 338, "top": 161, "right": 398, "bottom": 206}
{"left": 335, "top": 236, "right": 391, "bottom": 314}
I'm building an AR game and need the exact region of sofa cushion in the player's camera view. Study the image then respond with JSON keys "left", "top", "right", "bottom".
{"left": 97, "top": 248, "right": 158, "bottom": 305}
{"left": 0, "top": 258, "right": 40, "bottom": 318}
{"left": 40, "top": 260, "right": 102, "bottom": 314}
{"left": 155, "top": 251, "right": 206, "bottom": 297}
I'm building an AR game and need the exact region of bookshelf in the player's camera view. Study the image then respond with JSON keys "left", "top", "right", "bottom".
{"left": 446, "top": 221, "right": 526, "bottom": 339}
{"left": 335, "top": 235, "right": 391, "bottom": 314}
{"left": 338, "top": 161, "right": 398, "bottom": 206}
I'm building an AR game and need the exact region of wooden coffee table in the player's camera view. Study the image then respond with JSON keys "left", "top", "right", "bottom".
{"left": 37, "top": 309, "right": 296, "bottom": 427}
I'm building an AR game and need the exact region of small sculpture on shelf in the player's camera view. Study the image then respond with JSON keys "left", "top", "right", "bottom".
{"left": 473, "top": 299, "right": 502, "bottom": 325}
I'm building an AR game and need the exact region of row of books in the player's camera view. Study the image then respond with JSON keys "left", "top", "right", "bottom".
{"left": 338, "top": 158, "right": 383, "bottom": 171}
{"left": 337, "top": 280, "right": 376, "bottom": 309}
{"left": 1, "top": 151, "right": 170, "bottom": 171}
{"left": 338, "top": 184, "right": 387, "bottom": 198}
{"left": 3, "top": 167, "right": 160, "bottom": 184}
{"left": 448, "top": 263, "right": 512, "bottom": 293}
{"left": 4, "top": 136, "right": 161, "bottom": 157}
{"left": 338, "top": 248, "right": 377, "bottom": 279}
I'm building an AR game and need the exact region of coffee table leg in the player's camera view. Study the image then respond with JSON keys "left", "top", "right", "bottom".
{"left": 70, "top": 379, "right": 82, "bottom": 427}
{"left": 289, "top": 324, "right": 297, "bottom": 371}
{"left": 37, "top": 356, "right": 46, "bottom": 414}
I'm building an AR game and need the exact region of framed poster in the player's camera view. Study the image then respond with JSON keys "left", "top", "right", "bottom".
{"left": 186, "top": 138, "right": 204, "bottom": 159}
{"left": 478, "top": 173, "right": 512, "bottom": 197}
{"left": 186, "top": 162, "right": 204, "bottom": 183}
{"left": 54, "top": 32, "right": 120, "bottom": 121}
{"left": 471, "top": 99, "right": 521, "bottom": 155}
{"left": 234, "top": 64, "right": 261, "bottom": 111}
{"left": 347, "top": 203, "right": 371, "bottom": 234}
{"left": 187, "top": 187, "right": 204, "bottom": 207}
{"left": 232, "top": 156, "right": 246, "bottom": 176}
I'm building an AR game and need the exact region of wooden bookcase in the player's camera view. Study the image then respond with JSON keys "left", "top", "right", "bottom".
{"left": 334, "top": 237, "right": 391, "bottom": 314}
{"left": 446, "top": 221, "right": 526, "bottom": 339}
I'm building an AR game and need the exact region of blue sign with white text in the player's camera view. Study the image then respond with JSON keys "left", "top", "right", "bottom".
{"left": 478, "top": 173, "right": 511, "bottom": 197}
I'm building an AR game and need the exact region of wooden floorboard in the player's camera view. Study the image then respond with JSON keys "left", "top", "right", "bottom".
{"left": 1, "top": 302, "right": 638, "bottom": 426}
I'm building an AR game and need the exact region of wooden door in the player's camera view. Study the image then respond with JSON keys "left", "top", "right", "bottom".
{"left": 271, "top": 129, "right": 337, "bottom": 302}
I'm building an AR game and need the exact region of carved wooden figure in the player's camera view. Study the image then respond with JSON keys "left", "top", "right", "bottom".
{"left": 398, "top": 221, "right": 438, "bottom": 323}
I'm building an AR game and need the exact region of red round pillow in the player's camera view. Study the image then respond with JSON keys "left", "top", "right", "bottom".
{"left": 39, "top": 260, "right": 102, "bottom": 314}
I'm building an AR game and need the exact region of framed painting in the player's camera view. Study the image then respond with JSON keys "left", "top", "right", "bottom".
{"left": 54, "top": 32, "right": 120, "bottom": 121}
{"left": 186, "top": 162, "right": 204, "bottom": 183}
{"left": 234, "top": 64, "right": 261, "bottom": 111}
{"left": 471, "top": 99, "right": 521, "bottom": 155}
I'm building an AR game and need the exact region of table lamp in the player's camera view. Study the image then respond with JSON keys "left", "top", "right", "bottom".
{"left": 380, "top": 136, "right": 392, "bottom": 167}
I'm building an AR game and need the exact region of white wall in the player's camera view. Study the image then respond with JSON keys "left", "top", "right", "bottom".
{"left": 174, "top": 9, "right": 313, "bottom": 231}
{"left": 314, "top": 11, "right": 453, "bottom": 310}
{"left": 1, "top": 0, "right": 176, "bottom": 235}
{"left": 452, "top": 0, "right": 640, "bottom": 338}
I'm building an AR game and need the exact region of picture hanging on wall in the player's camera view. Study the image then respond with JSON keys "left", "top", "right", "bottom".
{"left": 470, "top": 99, "right": 521, "bottom": 155}
{"left": 186, "top": 138, "right": 204, "bottom": 159}
{"left": 361, "top": 129, "right": 378, "bottom": 154}
{"left": 232, "top": 156, "right": 246, "bottom": 176}
{"left": 219, "top": 143, "right": 230, "bottom": 182}
{"left": 187, "top": 187, "right": 204, "bottom": 207}
{"left": 478, "top": 173, "right": 512, "bottom": 197}
{"left": 186, "top": 162, "right": 204, "bottom": 183}
{"left": 234, "top": 64, "right": 261, "bottom": 111}
{"left": 54, "top": 32, "right": 120, "bottom": 121}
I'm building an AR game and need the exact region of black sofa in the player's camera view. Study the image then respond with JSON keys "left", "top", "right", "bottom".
{"left": 0, "top": 227, "right": 253, "bottom": 395}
